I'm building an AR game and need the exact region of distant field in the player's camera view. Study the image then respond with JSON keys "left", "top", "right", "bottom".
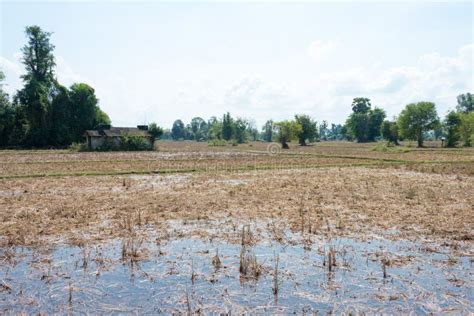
{"left": 0, "top": 141, "right": 473, "bottom": 313}
{"left": 1, "top": 141, "right": 473, "bottom": 178}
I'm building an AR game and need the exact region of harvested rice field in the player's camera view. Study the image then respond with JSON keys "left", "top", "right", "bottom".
{"left": 0, "top": 141, "right": 473, "bottom": 313}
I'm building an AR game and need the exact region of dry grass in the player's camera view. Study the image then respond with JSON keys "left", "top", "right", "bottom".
{"left": 0, "top": 142, "right": 472, "bottom": 247}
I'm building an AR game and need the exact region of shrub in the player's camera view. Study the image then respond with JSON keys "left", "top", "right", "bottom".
{"left": 208, "top": 139, "right": 227, "bottom": 146}
{"left": 69, "top": 142, "right": 88, "bottom": 152}
{"left": 119, "top": 134, "right": 153, "bottom": 151}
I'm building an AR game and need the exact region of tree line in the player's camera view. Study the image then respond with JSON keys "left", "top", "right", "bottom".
{"left": 164, "top": 94, "right": 473, "bottom": 148}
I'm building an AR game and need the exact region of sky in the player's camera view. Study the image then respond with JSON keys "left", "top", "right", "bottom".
{"left": 1, "top": 1, "right": 473, "bottom": 129}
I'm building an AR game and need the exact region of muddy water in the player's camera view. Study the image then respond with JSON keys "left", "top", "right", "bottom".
{"left": 0, "top": 221, "right": 472, "bottom": 313}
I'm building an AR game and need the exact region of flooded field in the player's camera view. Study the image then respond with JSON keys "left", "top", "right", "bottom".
{"left": 1, "top": 220, "right": 472, "bottom": 314}
{"left": 0, "top": 144, "right": 473, "bottom": 313}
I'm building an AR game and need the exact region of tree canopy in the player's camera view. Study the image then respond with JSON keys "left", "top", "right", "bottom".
{"left": 397, "top": 102, "right": 439, "bottom": 147}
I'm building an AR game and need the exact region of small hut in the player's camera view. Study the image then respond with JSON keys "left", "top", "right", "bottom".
{"left": 84, "top": 125, "right": 152, "bottom": 150}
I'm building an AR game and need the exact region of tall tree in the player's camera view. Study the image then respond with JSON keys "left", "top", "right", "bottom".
{"left": 459, "top": 112, "right": 474, "bottom": 147}
{"left": 397, "top": 102, "right": 439, "bottom": 147}
{"left": 367, "top": 108, "right": 386, "bottom": 141}
{"left": 274, "top": 120, "right": 302, "bottom": 149}
{"left": 319, "top": 120, "right": 328, "bottom": 141}
{"left": 380, "top": 120, "right": 399, "bottom": 145}
{"left": 262, "top": 120, "right": 273, "bottom": 142}
{"left": 295, "top": 114, "right": 317, "bottom": 146}
{"left": 0, "top": 70, "right": 14, "bottom": 146}
{"left": 17, "top": 26, "right": 56, "bottom": 146}
{"left": 443, "top": 111, "right": 461, "bottom": 147}
{"left": 148, "top": 122, "right": 164, "bottom": 142}
{"left": 456, "top": 93, "right": 473, "bottom": 113}
{"left": 221, "top": 112, "right": 234, "bottom": 141}
{"left": 207, "top": 116, "right": 222, "bottom": 140}
{"left": 190, "top": 117, "right": 207, "bottom": 141}
{"left": 171, "top": 119, "right": 185, "bottom": 140}
{"left": 69, "top": 83, "right": 109, "bottom": 142}
{"left": 351, "top": 97, "right": 371, "bottom": 113}
{"left": 346, "top": 98, "right": 385, "bottom": 142}
{"left": 233, "top": 118, "right": 248, "bottom": 144}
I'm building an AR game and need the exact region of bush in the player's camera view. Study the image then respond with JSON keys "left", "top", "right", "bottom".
{"left": 119, "top": 134, "right": 153, "bottom": 151}
{"left": 208, "top": 139, "right": 227, "bottom": 146}
{"left": 69, "top": 142, "right": 88, "bottom": 152}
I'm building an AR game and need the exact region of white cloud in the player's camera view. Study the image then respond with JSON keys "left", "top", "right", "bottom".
{"left": 307, "top": 40, "right": 341, "bottom": 61}
{"left": 1, "top": 43, "right": 472, "bottom": 127}
{"left": 0, "top": 54, "right": 24, "bottom": 96}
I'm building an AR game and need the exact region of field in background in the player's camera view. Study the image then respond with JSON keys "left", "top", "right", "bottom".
{"left": 0, "top": 141, "right": 473, "bottom": 313}
{"left": 1, "top": 141, "right": 473, "bottom": 178}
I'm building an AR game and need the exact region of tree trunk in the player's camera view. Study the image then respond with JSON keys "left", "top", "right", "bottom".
{"left": 417, "top": 132, "right": 423, "bottom": 148}
{"left": 282, "top": 141, "right": 289, "bottom": 149}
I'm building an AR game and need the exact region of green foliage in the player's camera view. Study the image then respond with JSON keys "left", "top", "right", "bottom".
{"left": 456, "top": 93, "right": 473, "bottom": 113}
{"left": 222, "top": 112, "right": 234, "bottom": 141}
{"left": 319, "top": 120, "right": 328, "bottom": 141}
{"left": 346, "top": 98, "right": 385, "bottom": 142}
{"left": 189, "top": 117, "right": 208, "bottom": 141}
{"left": 444, "top": 111, "right": 461, "bottom": 147}
{"left": 274, "top": 120, "right": 302, "bottom": 149}
{"left": 206, "top": 116, "right": 222, "bottom": 140}
{"left": 459, "top": 112, "right": 474, "bottom": 147}
{"left": 397, "top": 102, "right": 439, "bottom": 147}
{"left": 351, "top": 97, "right": 371, "bottom": 113}
{"left": 207, "top": 139, "right": 227, "bottom": 146}
{"left": 171, "top": 119, "right": 185, "bottom": 140}
{"left": 294, "top": 114, "right": 317, "bottom": 146}
{"left": 2, "top": 25, "right": 111, "bottom": 148}
{"left": 21, "top": 26, "right": 56, "bottom": 85}
{"left": 380, "top": 120, "right": 399, "bottom": 144}
{"left": 233, "top": 118, "right": 248, "bottom": 144}
{"left": 68, "top": 142, "right": 88, "bottom": 152}
{"left": 0, "top": 70, "right": 15, "bottom": 147}
{"left": 262, "top": 120, "right": 273, "bottom": 142}
{"left": 119, "top": 134, "right": 153, "bottom": 151}
{"left": 148, "top": 122, "right": 164, "bottom": 141}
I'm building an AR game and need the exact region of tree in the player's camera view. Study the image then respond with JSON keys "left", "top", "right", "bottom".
{"left": 397, "top": 102, "right": 439, "bottom": 147}
{"left": 328, "top": 123, "right": 344, "bottom": 140}
{"left": 148, "top": 122, "right": 164, "bottom": 141}
{"left": 458, "top": 112, "right": 474, "bottom": 147}
{"left": 69, "top": 83, "right": 109, "bottom": 142}
{"left": 380, "top": 120, "right": 399, "bottom": 145}
{"left": 351, "top": 97, "right": 371, "bottom": 113}
{"left": 171, "top": 119, "right": 185, "bottom": 140}
{"left": 234, "top": 118, "right": 248, "bottom": 144}
{"left": 443, "top": 111, "right": 461, "bottom": 147}
{"left": 456, "top": 93, "right": 473, "bottom": 113}
{"left": 295, "top": 114, "right": 317, "bottom": 146}
{"left": 190, "top": 117, "right": 207, "bottom": 141}
{"left": 49, "top": 84, "right": 72, "bottom": 146}
{"left": 221, "top": 112, "right": 234, "bottom": 141}
{"left": 274, "top": 120, "right": 302, "bottom": 149}
{"left": 319, "top": 120, "right": 328, "bottom": 141}
{"left": 207, "top": 116, "right": 222, "bottom": 140}
{"left": 367, "top": 108, "right": 386, "bottom": 141}
{"left": 16, "top": 26, "right": 56, "bottom": 146}
{"left": 262, "top": 120, "right": 273, "bottom": 142}
{"left": 0, "top": 70, "right": 15, "bottom": 146}
{"left": 345, "top": 98, "right": 385, "bottom": 142}
{"left": 246, "top": 119, "right": 259, "bottom": 141}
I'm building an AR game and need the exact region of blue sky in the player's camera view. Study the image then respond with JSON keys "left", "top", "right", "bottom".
{"left": 1, "top": 1, "right": 473, "bottom": 128}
